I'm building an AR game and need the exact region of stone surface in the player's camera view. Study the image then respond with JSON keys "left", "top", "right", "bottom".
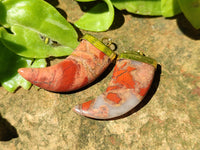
{"left": 0, "top": 0, "right": 200, "bottom": 149}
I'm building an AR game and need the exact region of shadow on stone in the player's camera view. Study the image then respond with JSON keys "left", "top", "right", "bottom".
{"left": 45, "top": 0, "right": 59, "bottom": 7}
{"left": 77, "top": 1, "right": 99, "bottom": 12}
{"left": 176, "top": 14, "right": 200, "bottom": 40}
{"left": 0, "top": 114, "right": 18, "bottom": 141}
{"left": 109, "top": 8, "right": 125, "bottom": 30}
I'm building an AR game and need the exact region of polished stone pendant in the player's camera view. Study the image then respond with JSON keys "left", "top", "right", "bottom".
{"left": 18, "top": 34, "right": 116, "bottom": 92}
{"left": 73, "top": 51, "right": 157, "bottom": 119}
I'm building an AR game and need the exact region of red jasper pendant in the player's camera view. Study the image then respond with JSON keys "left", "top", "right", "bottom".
{"left": 18, "top": 34, "right": 116, "bottom": 92}
{"left": 73, "top": 52, "right": 157, "bottom": 119}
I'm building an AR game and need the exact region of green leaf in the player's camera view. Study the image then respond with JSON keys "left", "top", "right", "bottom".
{"left": 111, "top": 0, "right": 162, "bottom": 16}
{"left": 178, "top": 0, "right": 200, "bottom": 29}
{"left": 0, "top": 26, "right": 74, "bottom": 58}
{"left": 74, "top": 0, "right": 114, "bottom": 32}
{"left": 0, "top": 0, "right": 79, "bottom": 58}
{"left": 161, "top": 0, "right": 181, "bottom": 17}
{"left": 0, "top": 40, "right": 47, "bottom": 92}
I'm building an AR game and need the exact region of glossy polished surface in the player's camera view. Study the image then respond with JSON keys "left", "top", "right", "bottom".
{"left": 18, "top": 38, "right": 114, "bottom": 92}
{"left": 74, "top": 58, "right": 156, "bottom": 119}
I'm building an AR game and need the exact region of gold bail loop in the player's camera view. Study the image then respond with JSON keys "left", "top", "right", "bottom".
{"left": 101, "top": 37, "right": 117, "bottom": 51}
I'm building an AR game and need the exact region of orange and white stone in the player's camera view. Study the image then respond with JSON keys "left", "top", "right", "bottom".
{"left": 73, "top": 53, "right": 157, "bottom": 119}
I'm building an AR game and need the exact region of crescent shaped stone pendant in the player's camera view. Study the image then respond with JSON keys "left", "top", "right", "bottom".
{"left": 18, "top": 34, "right": 116, "bottom": 92}
{"left": 73, "top": 52, "right": 157, "bottom": 119}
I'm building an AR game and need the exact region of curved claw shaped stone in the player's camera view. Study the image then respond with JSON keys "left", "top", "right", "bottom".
{"left": 18, "top": 34, "right": 116, "bottom": 92}
{"left": 73, "top": 52, "right": 157, "bottom": 119}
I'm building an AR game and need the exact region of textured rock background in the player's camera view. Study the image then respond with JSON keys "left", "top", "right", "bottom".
{"left": 0, "top": 0, "right": 200, "bottom": 149}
